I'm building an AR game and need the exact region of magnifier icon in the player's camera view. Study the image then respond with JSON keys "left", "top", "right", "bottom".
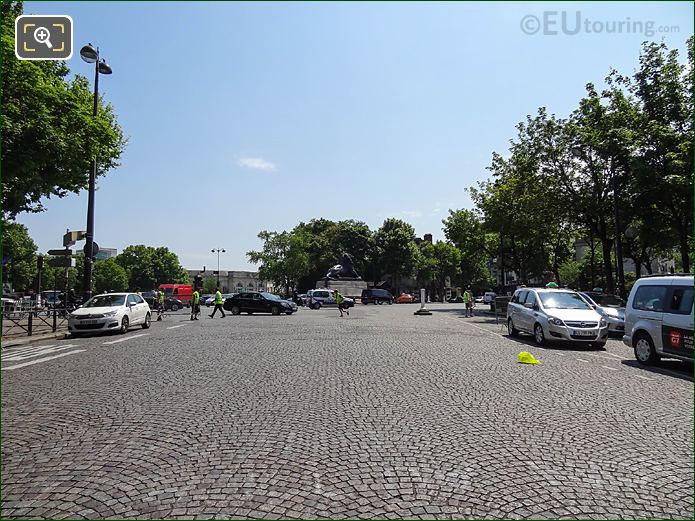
{"left": 33, "top": 26, "right": 53, "bottom": 49}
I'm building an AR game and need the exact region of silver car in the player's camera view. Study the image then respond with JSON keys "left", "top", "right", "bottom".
{"left": 507, "top": 288, "right": 609, "bottom": 347}
{"left": 578, "top": 292, "right": 625, "bottom": 334}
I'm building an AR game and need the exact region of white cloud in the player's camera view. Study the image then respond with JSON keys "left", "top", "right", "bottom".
{"left": 237, "top": 157, "right": 276, "bottom": 171}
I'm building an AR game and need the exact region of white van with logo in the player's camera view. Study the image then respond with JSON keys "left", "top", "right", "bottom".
{"left": 623, "top": 274, "right": 694, "bottom": 365}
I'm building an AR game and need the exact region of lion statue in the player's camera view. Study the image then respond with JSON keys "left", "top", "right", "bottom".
{"left": 326, "top": 252, "right": 360, "bottom": 280}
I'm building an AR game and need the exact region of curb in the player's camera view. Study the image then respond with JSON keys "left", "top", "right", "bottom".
{"left": 1, "top": 331, "right": 69, "bottom": 348}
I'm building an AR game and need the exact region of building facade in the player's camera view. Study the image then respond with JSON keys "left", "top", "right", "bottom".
{"left": 95, "top": 248, "right": 117, "bottom": 261}
{"left": 186, "top": 269, "right": 271, "bottom": 294}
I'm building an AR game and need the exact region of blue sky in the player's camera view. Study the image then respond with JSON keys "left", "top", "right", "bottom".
{"left": 18, "top": 1, "right": 693, "bottom": 271}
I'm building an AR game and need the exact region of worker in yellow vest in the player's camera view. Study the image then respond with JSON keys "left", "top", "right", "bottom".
{"left": 335, "top": 290, "right": 349, "bottom": 317}
{"left": 209, "top": 287, "right": 226, "bottom": 318}
{"left": 463, "top": 287, "right": 473, "bottom": 317}
{"left": 191, "top": 289, "right": 201, "bottom": 321}
{"left": 157, "top": 289, "right": 165, "bottom": 321}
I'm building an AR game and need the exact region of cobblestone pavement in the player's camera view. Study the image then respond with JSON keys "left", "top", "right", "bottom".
{"left": 2, "top": 304, "right": 693, "bottom": 519}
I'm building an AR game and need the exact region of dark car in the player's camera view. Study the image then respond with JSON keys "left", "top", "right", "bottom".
{"left": 223, "top": 292, "right": 295, "bottom": 315}
{"left": 143, "top": 293, "right": 185, "bottom": 311}
{"left": 361, "top": 288, "right": 393, "bottom": 305}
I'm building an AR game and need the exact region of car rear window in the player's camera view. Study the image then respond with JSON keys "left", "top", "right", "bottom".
{"left": 666, "top": 286, "right": 694, "bottom": 315}
{"left": 633, "top": 285, "right": 667, "bottom": 312}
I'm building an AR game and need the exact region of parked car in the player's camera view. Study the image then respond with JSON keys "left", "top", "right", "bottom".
{"left": 483, "top": 292, "right": 497, "bottom": 304}
{"left": 223, "top": 292, "right": 295, "bottom": 315}
{"left": 307, "top": 289, "right": 355, "bottom": 309}
{"left": 507, "top": 287, "right": 609, "bottom": 348}
{"left": 396, "top": 293, "right": 415, "bottom": 304}
{"left": 623, "top": 274, "right": 693, "bottom": 365}
{"left": 475, "top": 296, "right": 484, "bottom": 304}
{"left": 448, "top": 295, "right": 463, "bottom": 303}
{"left": 578, "top": 292, "right": 625, "bottom": 335}
{"left": 361, "top": 288, "right": 393, "bottom": 305}
{"left": 69, "top": 292, "right": 151, "bottom": 336}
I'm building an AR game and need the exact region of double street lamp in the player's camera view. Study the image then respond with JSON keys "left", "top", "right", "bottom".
{"left": 80, "top": 43, "right": 112, "bottom": 302}
{"left": 212, "top": 248, "right": 226, "bottom": 287}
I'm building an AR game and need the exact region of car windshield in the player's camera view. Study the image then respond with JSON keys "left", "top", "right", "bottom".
{"left": 85, "top": 295, "right": 125, "bottom": 308}
{"left": 539, "top": 292, "right": 590, "bottom": 310}
{"left": 261, "top": 292, "right": 282, "bottom": 301}
{"left": 592, "top": 294, "right": 625, "bottom": 307}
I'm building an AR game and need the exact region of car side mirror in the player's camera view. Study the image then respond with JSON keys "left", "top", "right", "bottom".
{"left": 523, "top": 302, "right": 533, "bottom": 309}
{"left": 533, "top": 303, "right": 540, "bottom": 311}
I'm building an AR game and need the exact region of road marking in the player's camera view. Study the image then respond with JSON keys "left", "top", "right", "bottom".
{"left": 2, "top": 350, "right": 85, "bottom": 370}
{"left": 102, "top": 334, "right": 148, "bottom": 345}
{"left": 577, "top": 358, "right": 590, "bottom": 363}
{"left": 601, "top": 365, "right": 618, "bottom": 371}
{"left": 603, "top": 352, "right": 630, "bottom": 361}
{"left": 553, "top": 352, "right": 566, "bottom": 356}
{"left": 167, "top": 324, "right": 187, "bottom": 330}
{"left": 585, "top": 353, "right": 624, "bottom": 362}
{"left": 465, "top": 322, "right": 506, "bottom": 339}
{"left": 634, "top": 374, "right": 654, "bottom": 381}
{"left": 1, "top": 344, "right": 58, "bottom": 358}
{"left": 2, "top": 344, "right": 77, "bottom": 361}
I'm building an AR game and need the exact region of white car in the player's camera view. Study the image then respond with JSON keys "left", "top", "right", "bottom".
{"left": 483, "top": 292, "right": 496, "bottom": 304}
{"left": 68, "top": 292, "right": 151, "bottom": 336}
{"left": 623, "top": 274, "right": 693, "bottom": 365}
{"left": 507, "top": 287, "right": 609, "bottom": 347}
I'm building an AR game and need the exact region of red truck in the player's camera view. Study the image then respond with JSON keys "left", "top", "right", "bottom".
{"left": 158, "top": 284, "right": 193, "bottom": 306}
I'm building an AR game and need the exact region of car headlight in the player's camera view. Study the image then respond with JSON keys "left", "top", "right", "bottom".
{"left": 103, "top": 310, "right": 118, "bottom": 317}
{"left": 600, "top": 318, "right": 608, "bottom": 327}
{"left": 548, "top": 317, "right": 564, "bottom": 326}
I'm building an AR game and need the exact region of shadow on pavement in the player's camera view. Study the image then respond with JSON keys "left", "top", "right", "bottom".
{"left": 504, "top": 333, "right": 609, "bottom": 353}
{"left": 621, "top": 359, "right": 694, "bottom": 382}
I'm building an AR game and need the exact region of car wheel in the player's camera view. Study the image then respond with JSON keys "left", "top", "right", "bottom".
{"left": 507, "top": 318, "right": 519, "bottom": 337}
{"left": 312, "top": 303, "right": 321, "bottom": 310}
{"left": 388, "top": 300, "right": 393, "bottom": 305}
{"left": 634, "top": 333, "right": 659, "bottom": 365}
{"left": 120, "top": 316, "right": 129, "bottom": 334}
{"left": 533, "top": 323, "right": 545, "bottom": 345}
{"left": 272, "top": 306, "right": 280, "bottom": 316}
{"left": 142, "top": 313, "right": 151, "bottom": 329}
{"left": 231, "top": 306, "right": 241, "bottom": 315}
{"left": 171, "top": 303, "right": 179, "bottom": 311}
{"left": 377, "top": 301, "right": 383, "bottom": 305}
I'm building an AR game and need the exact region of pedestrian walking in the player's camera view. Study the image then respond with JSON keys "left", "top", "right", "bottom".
{"left": 157, "top": 289, "right": 165, "bottom": 321}
{"left": 335, "top": 290, "right": 349, "bottom": 317}
{"left": 463, "top": 286, "right": 473, "bottom": 317}
{"left": 209, "top": 287, "right": 226, "bottom": 318}
{"left": 191, "top": 288, "right": 201, "bottom": 320}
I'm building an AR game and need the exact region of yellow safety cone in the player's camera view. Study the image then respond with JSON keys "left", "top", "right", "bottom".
{"left": 517, "top": 351, "right": 541, "bottom": 364}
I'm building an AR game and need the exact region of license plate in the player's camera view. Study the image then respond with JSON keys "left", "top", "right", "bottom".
{"left": 572, "top": 329, "right": 594, "bottom": 336}
{"left": 81, "top": 320, "right": 98, "bottom": 325}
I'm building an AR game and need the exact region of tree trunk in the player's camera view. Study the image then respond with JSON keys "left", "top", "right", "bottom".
{"left": 678, "top": 229, "right": 691, "bottom": 273}
{"left": 601, "top": 238, "right": 615, "bottom": 295}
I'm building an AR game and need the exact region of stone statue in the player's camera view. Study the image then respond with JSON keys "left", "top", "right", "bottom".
{"left": 326, "top": 252, "right": 360, "bottom": 280}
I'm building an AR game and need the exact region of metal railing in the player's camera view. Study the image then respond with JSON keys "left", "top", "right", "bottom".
{"left": 2, "top": 300, "right": 72, "bottom": 338}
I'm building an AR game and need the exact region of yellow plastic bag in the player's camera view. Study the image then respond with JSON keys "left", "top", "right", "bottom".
{"left": 517, "top": 351, "right": 540, "bottom": 364}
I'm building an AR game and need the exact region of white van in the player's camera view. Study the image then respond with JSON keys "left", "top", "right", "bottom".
{"left": 623, "top": 274, "right": 693, "bottom": 365}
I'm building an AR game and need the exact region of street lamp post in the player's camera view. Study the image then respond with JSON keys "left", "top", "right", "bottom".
{"left": 212, "top": 248, "right": 226, "bottom": 287}
{"left": 80, "top": 43, "right": 113, "bottom": 302}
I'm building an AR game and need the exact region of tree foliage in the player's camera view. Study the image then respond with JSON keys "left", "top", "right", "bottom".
{"left": 247, "top": 231, "right": 311, "bottom": 294}
{"left": 1, "top": 1, "right": 127, "bottom": 217}
{"left": 114, "top": 245, "right": 189, "bottom": 290}
{"left": 93, "top": 258, "right": 128, "bottom": 294}
{"left": 1, "top": 219, "right": 37, "bottom": 291}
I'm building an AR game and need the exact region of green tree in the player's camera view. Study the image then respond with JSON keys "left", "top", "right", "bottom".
{"left": 1, "top": 1, "right": 127, "bottom": 217}
{"left": 115, "top": 245, "right": 188, "bottom": 290}
{"left": 93, "top": 258, "right": 128, "bottom": 294}
{"left": 247, "top": 230, "right": 311, "bottom": 295}
{"left": 373, "top": 218, "right": 418, "bottom": 290}
{"left": 1, "top": 219, "right": 37, "bottom": 291}
{"left": 202, "top": 277, "right": 218, "bottom": 293}
{"left": 432, "top": 241, "right": 462, "bottom": 298}
{"left": 442, "top": 209, "right": 494, "bottom": 290}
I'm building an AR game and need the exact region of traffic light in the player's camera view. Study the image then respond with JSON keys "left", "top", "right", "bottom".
{"left": 194, "top": 274, "right": 203, "bottom": 290}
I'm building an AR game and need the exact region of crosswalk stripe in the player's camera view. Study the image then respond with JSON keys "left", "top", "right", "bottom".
{"left": 2, "top": 350, "right": 85, "bottom": 370}
{"left": 102, "top": 333, "right": 148, "bottom": 345}
{"left": 577, "top": 358, "right": 590, "bottom": 363}
{"left": 1, "top": 344, "right": 57, "bottom": 358}
{"left": 2, "top": 345, "right": 78, "bottom": 362}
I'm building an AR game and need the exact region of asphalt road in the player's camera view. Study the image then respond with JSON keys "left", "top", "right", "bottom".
{"left": 1, "top": 303, "right": 692, "bottom": 519}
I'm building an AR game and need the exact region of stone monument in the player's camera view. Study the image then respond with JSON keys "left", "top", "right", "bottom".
{"left": 316, "top": 252, "right": 368, "bottom": 298}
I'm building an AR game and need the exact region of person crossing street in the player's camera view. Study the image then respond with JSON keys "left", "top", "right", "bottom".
{"left": 191, "top": 288, "right": 201, "bottom": 320}
{"left": 335, "top": 290, "right": 349, "bottom": 317}
{"left": 463, "top": 287, "right": 473, "bottom": 317}
{"left": 209, "top": 287, "right": 226, "bottom": 318}
{"left": 157, "top": 289, "right": 165, "bottom": 321}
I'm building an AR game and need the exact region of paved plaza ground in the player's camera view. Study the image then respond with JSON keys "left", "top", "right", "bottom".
{"left": 1, "top": 303, "right": 693, "bottom": 519}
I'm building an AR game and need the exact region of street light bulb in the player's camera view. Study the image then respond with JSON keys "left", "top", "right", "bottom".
{"left": 98, "top": 60, "right": 113, "bottom": 74}
{"left": 222, "top": 249, "right": 226, "bottom": 253}
{"left": 80, "top": 43, "right": 98, "bottom": 63}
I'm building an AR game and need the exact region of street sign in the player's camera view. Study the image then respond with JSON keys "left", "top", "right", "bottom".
{"left": 83, "top": 242, "right": 99, "bottom": 257}
{"left": 48, "top": 257, "right": 76, "bottom": 268}
{"left": 47, "top": 248, "right": 73, "bottom": 256}
{"left": 63, "top": 230, "right": 86, "bottom": 247}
